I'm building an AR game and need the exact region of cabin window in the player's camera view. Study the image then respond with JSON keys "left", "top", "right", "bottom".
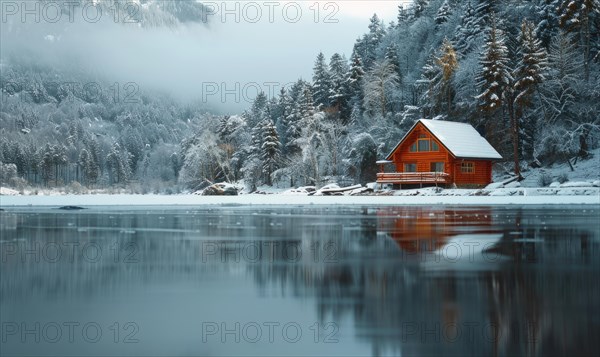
{"left": 461, "top": 162, "right": 475, "bottom": 173}
{"left": 404, "top": 163, "right": 417, "bottom": 172}
{"left": 430, "top": 162, "right": 444, "bottom": 172}
{"left": 409, "top": 135, "right": 439, "bottom": 152}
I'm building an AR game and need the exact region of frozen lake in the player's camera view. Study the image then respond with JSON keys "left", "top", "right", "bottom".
{"left": 1, "top": 205, "right": 599, "bottom": 356}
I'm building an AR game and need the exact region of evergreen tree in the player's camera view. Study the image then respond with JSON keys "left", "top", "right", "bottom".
{"left": 106, "top": 143, "right": 130, "bottom": 185}
{"left": 284, "top": 81, "right": 311, "bottom": 155}
{"left": 40, "top": 144, "right": 54, "bottom": 186}
{"left": 414, "top": 0, "right": 430, "bottom": 18}
{"left": 346, "top": 53, "right": 366, "bottom": 110}
{"left": 276, "top": 87, "right": 292, "bottom": 148}
{"left": 362, "top": 14, "right": 386, "bottom": 70}
{"left": 328, "top": 53, "right": 350, "bottom": 119}
{"left": 122, "top": 127, "right": 144, "bottom": 173}
{"left": 477, "top": 16, "right": 513, "bottom": 115}
{"left": 454, "top": 2, "right": 481, "bottom": 54}
{"left": 476, "top": 14, "right": 514, "bottom": 171}
{"left": 248, "top": 92, "right": 268, "bottom": 128}
{"left": 52, "top": 145, "right": 68, "bottom": 185}
{"left": 385, "top": 44, "right": 403, "bottom": 82}
{"left": 312, "top": 52, "right": 331, "bottom": 108}
{"left": 558, "top": 0, "right": 597, "bottom": 80}
{"left": 397, "top": 4, "right": 412, "bottom": 25}
{"left": 536, "top": 0, "right": 561, "bottom": 47}
{"left": 260, "top": 120, "right": 281, "bottom": 186}
{"left": 420, "top": 53, "right": 441, "bottom": 117}
{"left": 514, "top": 19, "right": 549, "bottom": 159}
{"left": 78, "top": 149, "right": 90, "bottom": 185}
{"left": 435, "top": 0, "right": 452, "bottom": 26}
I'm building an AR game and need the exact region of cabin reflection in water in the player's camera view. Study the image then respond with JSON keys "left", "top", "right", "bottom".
{"left": 376, "top": 207, "right": 498, "bottom": 254}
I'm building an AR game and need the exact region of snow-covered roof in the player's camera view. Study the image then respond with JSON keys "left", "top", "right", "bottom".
{"left": 386, "top": 119, "right": 503, "bottom": 160}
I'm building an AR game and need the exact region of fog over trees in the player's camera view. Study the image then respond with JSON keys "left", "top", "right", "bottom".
{"left": 1, "top": 0, "right": 599, "bottom": 192}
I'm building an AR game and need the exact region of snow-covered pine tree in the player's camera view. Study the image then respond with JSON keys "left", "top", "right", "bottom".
{"left": 397, "top": 4, "right": 412, "bottom": 25}
{"left": 346, "top": 52, "right": 366, "bottom": 111}
{"left": 477, "top": 16, "right": 513, "bottom": 115}
{"left": 363, "top": 14, "right": 386, "bottom": 70}
{"left": 284, "top": 81, "right": 310, "bottom": 156}
{"left": 40, "top": 144, "right": 54, "bottom": 186}
{"left": 52, "top": 145, "right": 68, "bottom": 186}
{"left": 420, "top": 54, "right": 443, "bottom": 117}
{"left": 385, "top": 44, "right": 403, "bottom": 83}
{"left": 476, "top": 14, "right": 513, "bottom": 164}
{"left": 454, "top": 0, "right": 495, "bottom": 55}
{"left": 453, "top": 2, "right": 480, "bottom": 54}
{"left": 312, "top": 52, "right": 331, "bottom": 108}
{"left": 328, "top": 53, "right": 350, "bottom": 121}
{"left": 275, "top": 87, "right": 292, "bottom": 147}
{"left": 514, "top": 19, "right": 549, "bottom": 159}
{"left": 122, "top": 127, "right": 144, "bottom": 174}
{"left": 248, "top": 92, "right": 269, "bottom": 129}
{"left": 260, "top": 120, "right": 281, "bottom": 186}
{"left": 106, "top": 143, "right": 130, "bottom": 185}
{"left": 299, "top": 86, "right": 317, "bottom": 129}
{"left": 435, "top": 0, "right": 452, "bottom": 26}
{"left": 558, "top": 0, "right": 597, "bottom": 80}
{"left": 414, "top": 0, "right": 430, "bottom": 19}
{"left": 78, "top": 149, "right": 90, "bottom": 185}
{"left": 536, "top": 0, "right": 561, "bottom": 47}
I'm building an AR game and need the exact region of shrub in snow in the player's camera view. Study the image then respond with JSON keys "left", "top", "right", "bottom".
{"left": 0, "top": 163, "right": 17, "bottom": 186}
{"left": 67, "top": 181, "right": 84, "bottom": 194}
{"left": 538, "top": 173, "right": 553, "bottom": 187}
{"left": 557, "top": 173, "right": 569, "bottom": 184}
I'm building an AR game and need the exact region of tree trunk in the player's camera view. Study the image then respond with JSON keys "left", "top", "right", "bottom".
{"left": 509, "top": 98, "right": 522, "bottom": 179}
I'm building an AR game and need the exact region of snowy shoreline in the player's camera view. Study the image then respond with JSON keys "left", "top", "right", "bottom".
{"left": 1, "top": 191, "right": 598, "bottom": 207}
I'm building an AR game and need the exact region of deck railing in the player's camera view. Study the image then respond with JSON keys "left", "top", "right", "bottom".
{"left": 376, "top": 172, "right": 450, "bottom": 184}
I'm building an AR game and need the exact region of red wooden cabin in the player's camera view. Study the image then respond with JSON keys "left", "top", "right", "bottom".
{"left": 377, "top": 119, "right": 502, "bottom": 188}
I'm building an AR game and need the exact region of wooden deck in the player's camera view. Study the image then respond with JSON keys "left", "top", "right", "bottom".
{"left": 376, "top": 172, "right": 450, "bottom": 185}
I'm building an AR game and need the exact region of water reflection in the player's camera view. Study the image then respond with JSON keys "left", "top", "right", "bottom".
{"left": 1, "top": 206, "right": 598, "bottom": 356}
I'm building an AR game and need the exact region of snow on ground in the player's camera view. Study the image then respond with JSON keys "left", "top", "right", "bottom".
{"left": 496, "top": 148, "right": 600, "bottom": 187}
{"left": 0, "top": 187, "right": 19, "bottom": 196}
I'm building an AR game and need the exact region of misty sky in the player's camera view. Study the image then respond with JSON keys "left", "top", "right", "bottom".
{"left": 0, "top": 1, "right": 411, "bottom": 112}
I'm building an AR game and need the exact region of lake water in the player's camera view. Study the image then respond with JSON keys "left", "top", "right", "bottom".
{"left": 1, "top": 206, "right": 599, "bottom": 356}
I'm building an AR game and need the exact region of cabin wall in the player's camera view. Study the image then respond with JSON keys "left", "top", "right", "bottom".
{"left": 390, "top": 123, "right": 494, "bottom": 187}
{"left": 392, "top": 125, "right": 451, "bottom": 174}
{"left": 449, "top": 158, "right": 492, "bottom": 187}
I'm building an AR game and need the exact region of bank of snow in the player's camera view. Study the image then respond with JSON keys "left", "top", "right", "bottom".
{"left": 1, "top": 190, "right": 598, "bottom": 207}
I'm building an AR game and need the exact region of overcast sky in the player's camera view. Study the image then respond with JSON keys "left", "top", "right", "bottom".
{"left": 1, "top": 0, "right": 411, "bottom": 112}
